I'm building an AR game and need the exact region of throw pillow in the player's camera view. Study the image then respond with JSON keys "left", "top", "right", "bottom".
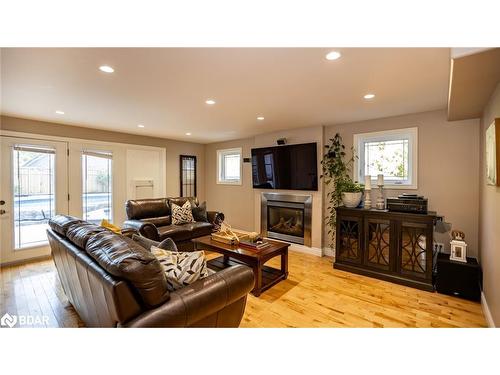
{"left": 191, "top": 201, "right": 208, "bottom": 222}
{"left": 100, "top": 219, "right": 121, "bottom": 234}
{"left": 151, "top": 247, "right": 213, "bottom": 291}
{"left": 132, "top": 234, "right": 178, "bottom": 252}
{"left": 171, "top": 201, "right": 195, "bottom": 225}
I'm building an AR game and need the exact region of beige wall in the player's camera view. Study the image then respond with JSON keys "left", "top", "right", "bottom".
{"left": 205, "top": 138, "right": 255, "bottom": 231}
{"left": 324, "top": 110, "right": 480, "bottom": 254}
{"left": 0, "top": 115, "right": 206, "bottom": 201}
{"left": 479, "top": 82, "right": 500, "bottom": 327}
{"left": 205, "top": 126, "right": 324, "bottom": 251}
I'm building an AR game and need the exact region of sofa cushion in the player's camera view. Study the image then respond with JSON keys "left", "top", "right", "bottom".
{"left": 158, "top": 225, "right": 192, "bottom": 242}
{"left": 171, "top": 201, "right": 195, "bottom": 225}
{"left": 184, "top": 221, "right": 213, "bottom": 238}
{"left": 66, "top": 222, "right": 107, "bottom": 249}
{"left": 85, "top": 231, "right": 170, "bottom": 308}
{"left": 126, "top": 198, "right": 170, "bottom": 220}
{"left": 49, "top": 215, "right": 83, "bottom": 237}
{"left": 142, "top": 215, "right": 172, "bottom": 227}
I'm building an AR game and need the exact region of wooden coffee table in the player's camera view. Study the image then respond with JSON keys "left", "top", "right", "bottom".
{"left": 193, "top": 235, "right": 290, "bottom": 297}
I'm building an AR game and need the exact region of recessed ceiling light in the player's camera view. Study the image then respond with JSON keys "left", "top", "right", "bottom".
{"left": 137, "top": 124, "right": 145, "bottom": 128}
{"left": 185, "top": 132, "right": 192, "bottom": 136}
{"left": 55, "top": 110, "right": 65, "bottom": 115}
{"left": 205, "top": 99, "right": 216, "bottom": 105}
{"left": 325, "top": 51, "right": 341, "bottom": 60}
{"left": 99, "top": 65, "right": 114, "bottom": 73}
{"left": 364, "top": 93, "right": 376, "bottom": 100}
{"left": 257, "top": 116, "right": 265, "bottom": 121}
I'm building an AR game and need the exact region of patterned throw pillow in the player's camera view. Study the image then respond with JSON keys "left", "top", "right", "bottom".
{"left": 151, "top": 247, "right": 214, "bottom": 291}
{"left": 171, "top": 201, "right": 195, "bottom": 225}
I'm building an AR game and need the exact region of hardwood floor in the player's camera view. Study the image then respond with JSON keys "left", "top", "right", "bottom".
{"left": 0, "top": 251, "right": 487, "bottom": 328}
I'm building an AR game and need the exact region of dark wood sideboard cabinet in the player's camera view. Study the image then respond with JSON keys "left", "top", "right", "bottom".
{"left": 334, "top": 207, "right": 436, "bottom": 291}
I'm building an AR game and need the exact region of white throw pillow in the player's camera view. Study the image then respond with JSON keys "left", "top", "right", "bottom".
{"left": 151, "top": 246, "right": 214, "bottom": 291}
{"left": 171, "top": 201, "right": 195, "bottom": 225}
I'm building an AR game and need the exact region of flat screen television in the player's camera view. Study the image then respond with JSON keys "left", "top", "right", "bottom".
{"left": 251, "top": 142, "right": 318, "bottom": 191}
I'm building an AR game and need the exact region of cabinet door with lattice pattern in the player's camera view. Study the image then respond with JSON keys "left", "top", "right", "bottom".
{"left": 364, "top": 218, "right": 392, "bottom": 271}
{"left": 336, "top": 217, "right": 363, "bottom": 264}
{"left": 398, "top": 221, "right": 432, "bottom": 279}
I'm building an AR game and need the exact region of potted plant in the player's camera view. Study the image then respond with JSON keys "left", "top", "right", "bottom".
{"left": 338, "top": 179, "right": 364, "bottom": 208}
{"left": 321, "top": 133, "right": 364, "bottom": 244}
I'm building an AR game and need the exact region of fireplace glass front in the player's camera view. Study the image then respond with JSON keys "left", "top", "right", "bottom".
{"left": 267, "top": 206, "right": 305, "bottom": 240}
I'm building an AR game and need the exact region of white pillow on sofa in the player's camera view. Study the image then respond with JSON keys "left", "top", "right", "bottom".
{"left": 171, "top": 201, "right": 195, "bottom": 225}
{"left": 151, "top": 246, "right": 214, "bottom": 291}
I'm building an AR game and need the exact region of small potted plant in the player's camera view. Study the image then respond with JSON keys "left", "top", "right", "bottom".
{"left": 338, "top": 179, "right": 364, "bottom": 208}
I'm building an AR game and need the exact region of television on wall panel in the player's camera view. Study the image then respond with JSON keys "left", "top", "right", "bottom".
{"left": 251, "top": 142, "right": 318, "bottom": 191}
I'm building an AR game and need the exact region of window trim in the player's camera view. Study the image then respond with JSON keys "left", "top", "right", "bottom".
{"left": 353, "top": 127, "right": 418, "bottom": 189}
{"left": 216, "top": 147, "right": 242, "bottom": 185}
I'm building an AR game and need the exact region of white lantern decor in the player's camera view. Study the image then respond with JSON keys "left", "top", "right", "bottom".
{"left": 450, "top": 230, "right": 467, "bottom": 263}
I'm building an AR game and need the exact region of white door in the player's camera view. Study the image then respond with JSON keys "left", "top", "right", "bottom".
{"left": 0, "top": 136, "right": 68, "bottom": 264}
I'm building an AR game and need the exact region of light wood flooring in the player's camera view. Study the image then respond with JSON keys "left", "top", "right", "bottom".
{"left": 0, "top": 251, "right": 487, "bottom": 328}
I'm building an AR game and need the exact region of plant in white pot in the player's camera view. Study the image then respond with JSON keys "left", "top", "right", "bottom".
{"left": 321, "top": 133, "right": 364, "bottom": 246}
{"left": 338, "top": 180, "right": 364, "bottom": 208}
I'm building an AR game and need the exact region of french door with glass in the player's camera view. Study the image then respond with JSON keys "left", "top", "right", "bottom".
{"left": 0, "top": 136, "right": 68, "bottom": 264}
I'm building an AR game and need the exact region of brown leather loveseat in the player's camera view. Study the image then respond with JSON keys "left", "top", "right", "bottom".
{"left": 123, "top": 197, "right": 223, "bottom": 251}
{"left": 47, "top": 215, "right": 254, "bottom": 327}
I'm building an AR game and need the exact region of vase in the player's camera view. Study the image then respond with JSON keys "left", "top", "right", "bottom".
{"left": 341, "top": 192, "right": 363, "bottom": 208}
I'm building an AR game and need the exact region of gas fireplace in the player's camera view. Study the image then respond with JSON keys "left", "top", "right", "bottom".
{"left": 261, "top": 193, "right": 312, "bottom": 246}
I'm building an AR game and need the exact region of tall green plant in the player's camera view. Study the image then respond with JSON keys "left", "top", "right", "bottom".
{"left": 321, "top": 133, "right": 362, "bottom": 246}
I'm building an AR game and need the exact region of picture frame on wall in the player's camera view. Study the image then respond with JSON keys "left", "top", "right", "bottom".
{"left": 486, "top": 119, "right": 500, "bottom": 186}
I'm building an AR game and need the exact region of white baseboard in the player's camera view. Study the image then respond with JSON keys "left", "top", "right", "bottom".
{"left": 481, "top": 291, "right": 496, "bottom": 328}
{"left": 289, "top": 244, "right": 323, "bottom": 257}
{"left": 322, "top": 247, "right": 335, "bottom": 258}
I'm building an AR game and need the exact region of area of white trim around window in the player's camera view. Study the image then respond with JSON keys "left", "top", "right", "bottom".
{"left": 216, "top": 147, "right": 242, "bottom": 185}
{"left": 353, "top": 127, "right": 418, "bottom": 189}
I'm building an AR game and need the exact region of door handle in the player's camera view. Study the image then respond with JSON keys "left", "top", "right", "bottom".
{"left": 0, "top": 200, "right": 5, "bottom": 205}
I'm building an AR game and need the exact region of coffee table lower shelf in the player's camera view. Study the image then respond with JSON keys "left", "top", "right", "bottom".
{"left": 208, "top": 256, "right": 286, "bottom": 297}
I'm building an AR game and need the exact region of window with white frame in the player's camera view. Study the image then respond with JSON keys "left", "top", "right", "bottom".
{"left": 82, "top": 150, "right": 113, "bottom": 224}
{"left": 354, "top": 127, "right": 418, "bottom": 189}
{"left": 217, "top": 148, "right": 242, "bottom": 185}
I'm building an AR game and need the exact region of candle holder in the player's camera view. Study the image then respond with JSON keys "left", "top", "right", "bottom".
{"left": 364, "top": 190, "right": 372, "bottom": 209}
{"left": 376, "top": 185, "right": 385, "bottom": 210}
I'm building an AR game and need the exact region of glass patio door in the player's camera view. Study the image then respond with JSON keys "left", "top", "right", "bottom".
{"left": 0, "top": 136, "right": 68, "bottom": 264}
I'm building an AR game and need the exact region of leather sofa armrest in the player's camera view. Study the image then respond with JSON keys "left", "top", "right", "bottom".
{"left": 207, "top": 211, "right": 224, "bottom": 226}
{"left": 122, "top": 265, "right": 254, "bottom": 327}
{"left": 123, "top": 220, "right": 160, "bottom": 242}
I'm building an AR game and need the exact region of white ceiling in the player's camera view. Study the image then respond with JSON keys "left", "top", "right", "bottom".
{"left": 1, "top": 48, "right": 450, "bottom": 144}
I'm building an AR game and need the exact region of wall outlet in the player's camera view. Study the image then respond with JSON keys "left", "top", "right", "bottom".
{"left": 433, "top": 242, "right": 444, "bottom": 253}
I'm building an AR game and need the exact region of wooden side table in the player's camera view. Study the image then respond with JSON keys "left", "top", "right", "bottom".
{"left": 436, "top": 253, "right": 482, "bottom": 301}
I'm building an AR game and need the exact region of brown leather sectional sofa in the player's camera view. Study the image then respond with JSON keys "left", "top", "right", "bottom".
{"left": 123, "top": 197, "right": 223, "bottom": 251}
{"left": 47, "top": 215, "right": 254, "bottom": 327}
